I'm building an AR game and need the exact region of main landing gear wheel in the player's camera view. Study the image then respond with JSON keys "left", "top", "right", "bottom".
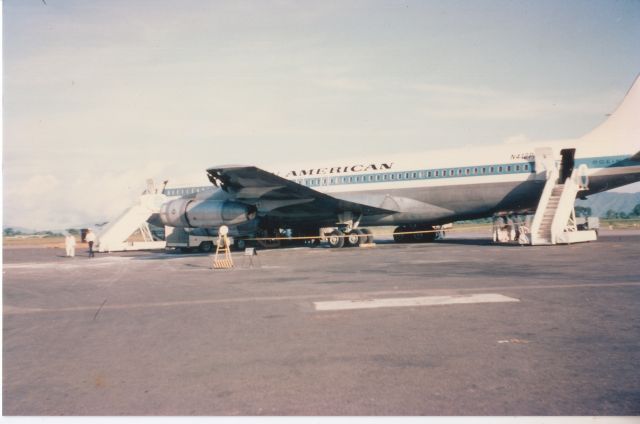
{"left": 360, "top": 228, "right": 374, "bottom": 244}
{"left": 256, "top": 229, "right": 282, "bottom": 249}
{"left": 393, "top": 226, "right": 408, "bottom": 243}
{"left": 327, "top": 230, "right": 345, "bottom": 248}
{"left": 257, "top": 239, "right": 281, "bottom": 249}
{"left": 393, "top": 225, "right": 437, "bottom": 243}
{"left": 346, "top": 229, "right": 367, "bottom": 247}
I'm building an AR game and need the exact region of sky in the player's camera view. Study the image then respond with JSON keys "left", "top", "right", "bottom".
{"left": 3, "top": 0, "right": 640, "bottom": 230}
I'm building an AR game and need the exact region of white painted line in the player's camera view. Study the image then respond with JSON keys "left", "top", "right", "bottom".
{"left": 314, "top": 293, "right": 519, "bottom": 311}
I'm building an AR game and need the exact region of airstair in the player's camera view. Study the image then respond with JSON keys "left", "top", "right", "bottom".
{"left": 96, "top": 183, "right": 168, "bottom": 252}
{"left": 530, "top": 158, "right": 597, "bottom": 245}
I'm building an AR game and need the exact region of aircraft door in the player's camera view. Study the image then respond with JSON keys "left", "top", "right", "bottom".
{"left": 560, "top": 148, "right": 576, "bottom": 182}
{"left": 534, "top": 147, "right": 555, "bottom": 180}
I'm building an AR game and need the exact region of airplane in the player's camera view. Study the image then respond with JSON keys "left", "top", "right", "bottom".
{"left": 159, "top": 76, "right": 640, "bottom": 248}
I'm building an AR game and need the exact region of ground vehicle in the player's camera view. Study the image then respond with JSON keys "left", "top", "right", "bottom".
{"left": 165, "top": 226, "right": 219, "bottom": 253}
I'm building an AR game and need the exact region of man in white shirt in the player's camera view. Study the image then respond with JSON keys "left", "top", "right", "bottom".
{"left": 65, "top": 234, "right": 76, "bottom": 257}
{"left": 85, "top": 229, "right": 96, "bottom": 258}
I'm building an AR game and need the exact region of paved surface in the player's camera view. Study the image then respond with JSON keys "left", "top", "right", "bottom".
{"left": 3, "top": 231, "right": 640, "bottom": 415}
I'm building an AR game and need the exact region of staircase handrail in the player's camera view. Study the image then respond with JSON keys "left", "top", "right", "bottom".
{"left": 96, "top": 193, "right": 166, "bottom": 241}
{"left": 530, "top": 166, "right": 559, "bottom": 243}
{"left": 550, "top": 169, "right": 582, "bottom": 243}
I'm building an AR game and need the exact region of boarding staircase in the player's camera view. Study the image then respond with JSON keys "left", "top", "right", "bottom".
{"left": 530, "top": 164, "right": 597, "bottom": 245}
{"left": 96, "top": 188, "right": 168, "bottom": 253}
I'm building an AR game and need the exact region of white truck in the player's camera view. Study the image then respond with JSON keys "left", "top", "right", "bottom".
{"left": 165, "top": 226, "right": 220, "bottom": 253}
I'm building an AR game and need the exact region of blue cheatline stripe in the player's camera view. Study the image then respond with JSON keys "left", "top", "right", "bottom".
{"left": 575, "top": 155, "right": 634, "bottom": 169}
{"left": 296, "top": 161, "right": 535, "bottom": 188}
{"left": 163, "top": 154, "right": 636, "bottom": 195}
{"left": 163, "top": 186, "right": 212, "bottom": 196}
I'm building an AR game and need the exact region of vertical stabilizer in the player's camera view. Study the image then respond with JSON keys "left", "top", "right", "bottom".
{"left": 581, "top": 75, "right": 640, "bottom": 150}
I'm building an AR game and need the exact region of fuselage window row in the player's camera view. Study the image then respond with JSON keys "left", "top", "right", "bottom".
{"left": 297, "top": 162, "right": 534, "bottom": 187}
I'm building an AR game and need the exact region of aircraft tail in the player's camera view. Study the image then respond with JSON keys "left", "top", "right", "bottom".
{"left": 581, "top": 74, "right": 640, "bottom": 154}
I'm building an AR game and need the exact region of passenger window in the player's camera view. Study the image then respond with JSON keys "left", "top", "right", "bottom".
{"left": 465, "top": 169, "right": 470, "bottom": 175}
{"left": 498, "top": 166, "right": 503, "bottom": 172}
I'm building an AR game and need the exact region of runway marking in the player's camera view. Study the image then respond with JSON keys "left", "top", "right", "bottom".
{"left": 3, "top": 281, "right": 640, "bottom": 316}
{"left": 313, "top": 293, "right": 519, "bottom": 311}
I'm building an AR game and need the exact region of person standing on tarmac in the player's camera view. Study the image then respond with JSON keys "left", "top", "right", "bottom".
{"left": 65, "top": 234, "right": 76, "bottom": 257}
{"left": 85, "top": 229, "right": 96, "bottom": 258}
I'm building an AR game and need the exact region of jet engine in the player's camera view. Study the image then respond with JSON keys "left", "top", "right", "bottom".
{"left": 160, "top": 198, "right": 256, "bottom": 228}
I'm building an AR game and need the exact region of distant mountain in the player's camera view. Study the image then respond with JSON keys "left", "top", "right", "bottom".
{"left": 576, "top": 192, "right": 640, "bottom": 217}
{"left": 2, "top": 226, "right": 38, "bottom": 234}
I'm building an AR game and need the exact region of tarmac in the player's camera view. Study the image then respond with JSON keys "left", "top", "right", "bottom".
{"left": 3, "top": 230, "right": 640, "bottom": 415}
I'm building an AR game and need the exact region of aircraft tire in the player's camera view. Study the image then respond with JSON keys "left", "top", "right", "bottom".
{"left": 411, "top": 226, "right": 437, "bottom": 243}
{"left": 360, "top": 228, "right": 374, "bottom": 244}
{"left": 346, "top": 229, "right": 365, "bottom": 247}
{"left": 327, "top": 230, "right": 345, "bottom": 248}
{"left": 257, "top": 239, "right": 281, "bottom": 249}
{"left": 393, "top": 226, "right": 408, "bottom": 243}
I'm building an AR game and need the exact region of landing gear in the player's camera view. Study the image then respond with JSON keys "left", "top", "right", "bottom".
{"left": 393, "top": 226, "right": 407, "bottom": 243}
{"left": 256, "top": 229, "right": 281, "bottom": 249}
{"left": 327, "top": 230, "right": 345, "bottom": 248}
{"left": 360, "top": 228, "right": 374, "bottom": 244}
{"left": 346, "top": 229, "right": 367, "bottom": 247}
{"left": 393, "top": 225, "right": 437, "bottom": 243}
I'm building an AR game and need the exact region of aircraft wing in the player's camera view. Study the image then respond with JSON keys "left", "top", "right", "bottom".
{"left": 206, "top": 165, "right": 395, "bottom": 218}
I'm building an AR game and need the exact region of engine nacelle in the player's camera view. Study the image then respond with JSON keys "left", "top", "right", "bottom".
{"left": 160, "top": 199, "right": 256, "bottom": 228}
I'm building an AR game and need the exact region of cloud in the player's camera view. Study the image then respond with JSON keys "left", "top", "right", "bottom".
{"left": 3, "top": 162, "right": 180, "bottom": 230}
